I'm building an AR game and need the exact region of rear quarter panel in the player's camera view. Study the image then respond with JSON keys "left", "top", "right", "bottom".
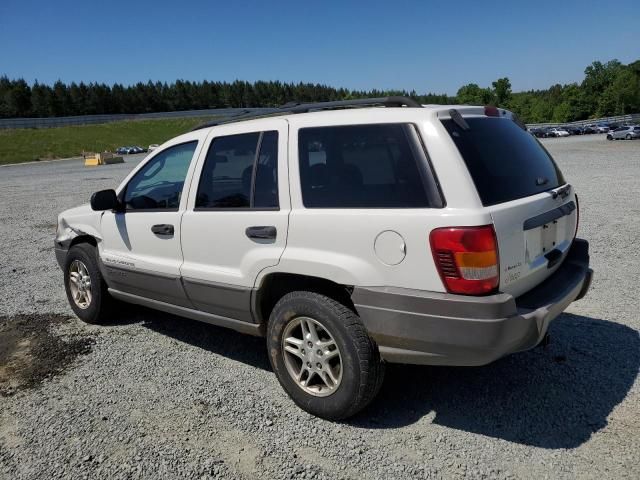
{"left": 257, "top": 109, "right": 491, "bottom": 291}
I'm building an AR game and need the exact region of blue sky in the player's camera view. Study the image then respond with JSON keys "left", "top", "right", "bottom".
{"left": 1, "top": 0, "right": 638, "bottom": 95}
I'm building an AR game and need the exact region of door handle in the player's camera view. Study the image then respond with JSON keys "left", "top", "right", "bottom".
{"left": 245, "top": 226, "right": 277, "bottom": 240}
{"left": 151, "top": 224, "right": 174, "bottom": 236}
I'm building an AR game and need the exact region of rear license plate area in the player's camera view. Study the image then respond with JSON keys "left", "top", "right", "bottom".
{"left": 525, "top": 221, "right": 559, "bottom": 266}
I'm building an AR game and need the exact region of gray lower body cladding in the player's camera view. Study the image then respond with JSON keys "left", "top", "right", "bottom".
{"left": 103, "top": 265, "right": 193, "bottom": 308}
{"left": 102, "top": 266, "right": 258, "bottom": 327}
{"left": 353, "top": 239, "right": 592, "bottom": 366}
{"left": 181, "top": 277, "right": 253, "bottom": 323}
{"left": 108, "top": 289, "right": 262, "bottom": 336}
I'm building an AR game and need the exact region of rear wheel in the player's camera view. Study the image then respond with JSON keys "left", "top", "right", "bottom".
{"left": 64, "top": 243, "right": 115, "bottom": 324}
{"left": 626, "top": 134, "right": 632, "bottom": 140}
{"left": 267, "top": 291, "right": 384, "bottom": 420}
{"left": 607, "top": 134, "right": 613, "bottom": 140}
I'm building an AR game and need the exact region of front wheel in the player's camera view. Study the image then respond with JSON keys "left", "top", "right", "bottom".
{"left": 64, "top": 243, "right": 115, "bottom": 324}
{"left": 626, "top": 134, "right": 632, "bottom": 140}
{"left": 267, "top": 291, "right": 384, "bottom": 420}
{"left": 607, "top": 134, "right": 613, "bottom": 140}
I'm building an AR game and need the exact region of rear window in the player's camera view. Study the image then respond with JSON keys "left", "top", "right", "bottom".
{"left": 298, "top": 124, "right": 440, "bottom": 208}
{"left": 442, "top": 117, "right": 566, "bottom": 206}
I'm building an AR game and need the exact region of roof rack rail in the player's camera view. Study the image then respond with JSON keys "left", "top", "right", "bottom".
{"left": 191, "top": 96, "right": 421, "bottom": 131}
{"left": 191, "top": 108, "right": 280, "bottom": 131}
{"left": 280, "top": 96, "right": 422, "bottom": 113}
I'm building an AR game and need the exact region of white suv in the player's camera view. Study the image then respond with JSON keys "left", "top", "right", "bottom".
{"left": 55, "top": 97, "right": 593, "bottom": 419}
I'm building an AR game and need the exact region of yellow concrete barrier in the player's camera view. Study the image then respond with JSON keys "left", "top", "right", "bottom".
{"left": 84, "top": 151, "right": 124, "bottom": 166}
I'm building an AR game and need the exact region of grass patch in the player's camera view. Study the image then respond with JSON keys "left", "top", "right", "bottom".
{"left": 0, "top": 117, "right": 216, "bottom": 165}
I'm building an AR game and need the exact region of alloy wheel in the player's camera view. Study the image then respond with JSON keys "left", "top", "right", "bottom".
{"left": 68, "top": 260, "right": 92, "bottom": 309}
{"left": 282, "top": 316, "right": 343, "bottom": 397}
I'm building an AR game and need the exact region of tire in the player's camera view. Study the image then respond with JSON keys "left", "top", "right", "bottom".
{"left": 267, "top": 291, "right": 384, "bottom": 420}
{"left": 63, "top": 243, "right": 115, "bottom": 324}
{"left": 626, "top": 134, "right": 632, "bottom": 140}
{"left": 607, "top": 135, "right": 613, "bottom": 140}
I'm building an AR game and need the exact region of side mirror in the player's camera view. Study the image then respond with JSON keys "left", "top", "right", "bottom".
{"left": 90, "top": 189, "right": 120, "bottom": 211}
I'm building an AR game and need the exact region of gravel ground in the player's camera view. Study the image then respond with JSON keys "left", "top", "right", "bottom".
{"left": 0, "top": 136, "right": 639, "bottom": 479}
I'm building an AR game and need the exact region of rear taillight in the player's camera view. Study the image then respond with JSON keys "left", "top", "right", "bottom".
{"left": 430, "top": 225, "right": 500, "bottom": 295}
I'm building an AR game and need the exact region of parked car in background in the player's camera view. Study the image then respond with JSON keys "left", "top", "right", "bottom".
{"left": 582, "top": 125, "right": 598, "bottom": 134}
{"left": 148, "top": 144, "right": 160, "bottom": 152}
{"left": 116, "top": 146, "right": 147, "bottom": 155}
{"left": 564, "top": 126, "right": 583, "bottom": 135}
{"left": 595, "top": 124, "right": 610, "bottom": 133}
{"left": 530, "top": 127, "right": 549, "bottom": 138}
{"left": 548, "top": 127, "right": 570, "bottom": 137}
{"left": 607, "top": 125, "right": 640, "bottom": 140}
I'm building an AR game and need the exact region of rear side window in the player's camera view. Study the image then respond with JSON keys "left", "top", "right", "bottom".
{"left": 298, "top": 124, "right": 438, "bottom": 208}
{"left": 442, "top": 117, "right": 566, "bottom": 206}
{"left": 196, "top": 131, "right": 279, "bottom": 209}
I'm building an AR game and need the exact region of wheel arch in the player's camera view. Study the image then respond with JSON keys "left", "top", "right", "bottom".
{"left": 253, "top": 272, "right": 356, "bottom": 326}
{"left": 69, "top": 234, "right": 98, "bottom": 249}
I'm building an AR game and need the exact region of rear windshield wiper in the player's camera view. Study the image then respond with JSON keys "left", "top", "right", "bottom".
{"left": 551, "top": 184, "right": 571, "bottom": 199}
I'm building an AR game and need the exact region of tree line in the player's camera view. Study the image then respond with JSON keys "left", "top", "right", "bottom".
{"left": 0, "top": 58, "right": 638, "bottom": 123}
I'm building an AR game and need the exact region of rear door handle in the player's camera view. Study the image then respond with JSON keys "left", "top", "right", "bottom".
{"left": 151, "top": 224, "right": 174, "bottom": 236}
{"left": 245, "top": 226, "right": 277, "bottom": 240}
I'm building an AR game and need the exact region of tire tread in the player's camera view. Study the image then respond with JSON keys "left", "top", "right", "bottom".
{"left": 269, "top": 290, "right": 384, "bottom": 419}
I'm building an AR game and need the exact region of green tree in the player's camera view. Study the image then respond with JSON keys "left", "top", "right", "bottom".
{"left": 582, "top": 59, "right": 623, "bottom": 113}
{"left": 551, "top": 102, "right": 571, "bottom": 122}
{"left": 492, "top": 77, "right": 512, "bottom": 107}
{"left": 598, "top": 67, "right": 640, "bottom": 115}
{"left": 30, "top": 81, "right": 52, "bottom": 117}
{"left": 456, "top": 83, "right": 494, "bottom": 105}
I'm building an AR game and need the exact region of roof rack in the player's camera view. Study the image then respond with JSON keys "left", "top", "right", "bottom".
{"left": 280, "top": 96, "right": 422, "bottom": 113}
{"left": 191, "top": 96, "right": 421, "bottom": 131}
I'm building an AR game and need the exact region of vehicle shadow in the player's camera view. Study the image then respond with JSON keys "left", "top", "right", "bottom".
{"left": 351, "top": 313, "right": 639, "bottom": 449}
{"left": 107, "top": 305, "right": 271, "bottom": 371}
{"left": 104, "top": 307, "right": 638, "bottom": 449}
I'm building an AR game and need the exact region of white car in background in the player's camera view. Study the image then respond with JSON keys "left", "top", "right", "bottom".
{"left": 148, "top": 144, "right": 160, "bottom": 152}
{"left": 54, "top": 98, "right": 592, "bottom": 419}
{"left": 549, "top": 128, "right": 570, "bottom": 137}
{"left": 607, "top": 126, "right": 640, "bottom": 140}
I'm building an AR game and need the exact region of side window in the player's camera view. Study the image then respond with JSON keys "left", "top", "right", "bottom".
{"left": 195, "top": 131, "right": 279, "bottom": 209}
{"left": 124, "top": 141, "right": 197, "bottom": 210}
{"left": 298, "top": 124, "right": 431, "bottom": 208}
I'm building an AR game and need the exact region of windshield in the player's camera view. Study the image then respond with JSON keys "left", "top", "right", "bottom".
{"left": 442, "top": 116, "right": 566, "bottom": 206}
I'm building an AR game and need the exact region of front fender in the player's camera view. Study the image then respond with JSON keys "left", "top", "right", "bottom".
{"left": 54, "top": 205, "right": 104, "bottom": 268}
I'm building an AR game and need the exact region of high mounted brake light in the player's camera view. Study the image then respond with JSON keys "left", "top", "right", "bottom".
{"left": 430, "top": 225, "right": 500, "bottom": 295}
{"left": 484, "top": 105, "right": 499, "bottom": 117}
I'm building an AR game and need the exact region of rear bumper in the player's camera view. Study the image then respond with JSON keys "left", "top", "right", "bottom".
{"left": 353, "top": 239, "right": 592, "bottom": 366}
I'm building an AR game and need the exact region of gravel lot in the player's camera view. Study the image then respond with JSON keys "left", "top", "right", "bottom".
{"left": 1, "top": 135, "right": 639, "bottom": 479}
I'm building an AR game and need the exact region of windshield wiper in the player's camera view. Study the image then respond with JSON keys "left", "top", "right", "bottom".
{"left": 551, "top": 184, "right": 571, "bottom": 199}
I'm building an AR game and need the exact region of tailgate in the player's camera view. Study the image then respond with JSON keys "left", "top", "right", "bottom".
{"left": 488, "top": 188, "right": 578, "bottom": 297}
{"left": 440, "top": 110, "right": 578, "bottom": 297}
